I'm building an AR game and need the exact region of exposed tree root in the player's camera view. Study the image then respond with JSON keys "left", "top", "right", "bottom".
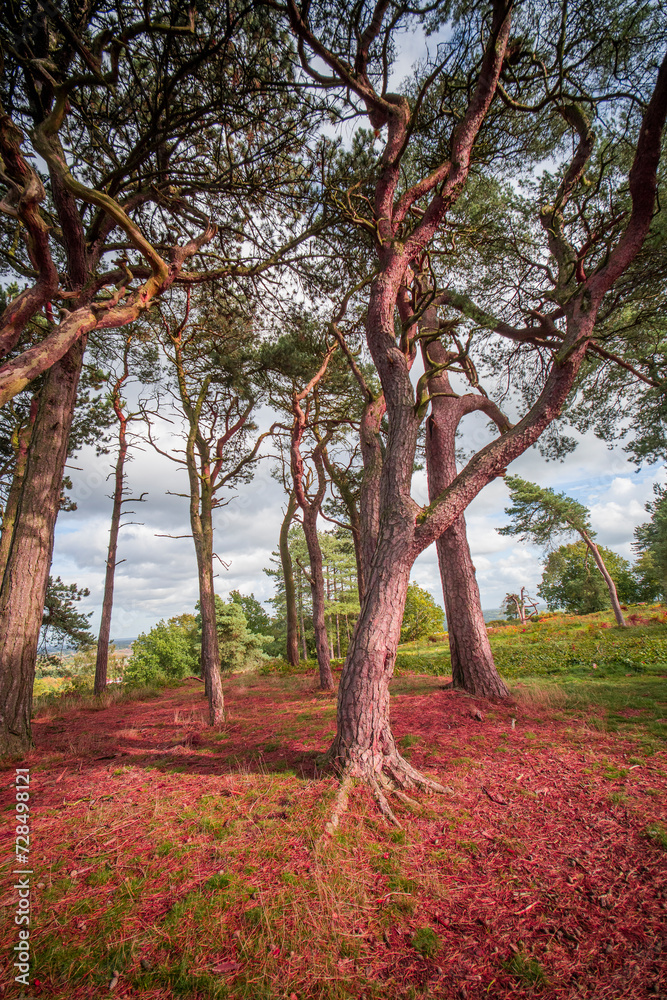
{"left": 324, "top": 773, "right": 352, "bottom": 836}
{"left": 321, "top": 750, "right": 453, "bottom": 834}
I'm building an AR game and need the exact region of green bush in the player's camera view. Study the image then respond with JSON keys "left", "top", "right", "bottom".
{"left": 400, "top": 583, "right": 445, "bottom": 643}
{"left": 125, "top": 614, "right": 199, "bottom": 684}
{"left": 207, "top": 596, "right": 269, "bottom": 672}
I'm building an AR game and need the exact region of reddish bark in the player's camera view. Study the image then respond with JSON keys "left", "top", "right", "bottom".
{"left": 322, "top": 24, "right": 667, "bottom": 799}
{"left": 0, "top": 339, "right": 86, "bottom": 755}
{"left": 0, "top": 395, "right": 38, "bottom": 583}
{"left": 420, "top": 330, "right": 509, "bottom": 698}
{"left": 0, "top": 115, "right": 58, "bottom": 359}
{"left": 358, "top": 394, "right": 386, "bottom": 598}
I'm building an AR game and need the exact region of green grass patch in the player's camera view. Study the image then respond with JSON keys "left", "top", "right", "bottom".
{"left": 644, "top": 822, "right": 667, "bottom": 849}
{"left": 502, "top": 951, "right": 550, "bottom": 987}
{"left": 411, "top": 926, "right": 439, "bottom": 958}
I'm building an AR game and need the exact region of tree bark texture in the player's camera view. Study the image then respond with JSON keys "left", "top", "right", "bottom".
{"left": 277, "top": 5, "right": 667, "bottom": 801}
{"left": 423, "top": 334, "right": 509, "bottom": 698}
{"left": 0, "top": 395, "right": 38, "bottom": 583}
{"left": 358, "top": 394, "right": 386, "bottom": 597}
{"left": 328, "top": 514, "right": 414, "bottom": 775}
{"left": 0, "top": 339, "right": 85, "bottom": 755}
{"left": 329, "top": 265, "right": 599, "bottom": 780}
{"left": 279, "top": 491, "right": 300, "bottom": 666}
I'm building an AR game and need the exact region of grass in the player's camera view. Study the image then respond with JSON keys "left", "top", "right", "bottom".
{"left": 32, "top": 680, "right": 166, "bottom": 719}
{"left": 410, "top": 927, "right": 439, "bottom": 957}
{"left": 502, "top": 951, "right": 550, "bottom": 988}
{"left": 644, "top": 821, "right": 667, "bottom": 849}
{"left": 12, "top": 606, "right": 667, "bottom": 999}
{"left": 391, "top": 604, "right": 667, "bottom": 745}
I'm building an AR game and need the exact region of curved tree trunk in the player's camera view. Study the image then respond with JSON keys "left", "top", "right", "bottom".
{"left": 279, "top": 491, "right": 300, "bottom": 666}
{"left": 0, "top": 339, "right": 86, "bottom": 755}
{"left": 328, "top": 516, "right": 413, "bottom": 772}
{"left": 94, "top": 413, "right": 127, "bottom": 695}
{"left": 302, "top": 508, "right": 334, "bottom": 690}
{"left": 423, "top": 333, "right": 509, "bottom": 698}
{"left": 582, "top": 531, "right": 628, "bottom": 627}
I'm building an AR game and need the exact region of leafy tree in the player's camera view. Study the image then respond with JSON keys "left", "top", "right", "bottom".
{"left": 0, "top": 1, "right": 322, "bottom": 753}
{"left": 271, "top": 0, "right": 667, "bottom": 810}
{"left": 204, "top": 596, "right": 269, "bottom": 673}
{"left": 125, "top": 615, "right": 199, "bottom": 685}
{"left": 634, "top": 484, "right": 667, "bottom": 599}
{"left": 229, "top": 591, "right": 273, "bottom": 636}
{"left": 538, "top": 542, "right": 640, "bottom": 615}
{"left": 145, "top": 290, "right": 274, "bottom": 724}
{"left": 500, "top": 477, "right": 629, "bottom": 627}
{"left": 39, "top": 577, "right": 95, "bottom": 655}
{"left": 400, "top": 584, "right": 445, "bottom": 644}
{"left": 259, "top": 319, "right": 364, "bottom": 689}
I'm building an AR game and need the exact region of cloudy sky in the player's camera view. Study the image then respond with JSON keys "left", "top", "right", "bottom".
{"left": 51, "top": 403, "right": 663, "bottom": 639}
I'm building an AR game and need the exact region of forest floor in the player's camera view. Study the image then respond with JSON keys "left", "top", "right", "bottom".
{"left": 1, "top": 642, "right": 667, "bottom": 999}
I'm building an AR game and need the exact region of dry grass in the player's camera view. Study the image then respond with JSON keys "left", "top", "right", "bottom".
{"left": 511, "top": 680, "right": 569, "bottom": 710}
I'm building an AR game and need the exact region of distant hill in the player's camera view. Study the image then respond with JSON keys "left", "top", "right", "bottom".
{"left": 441, "top": 605, "right": 548, "bottom": 629}
{"left": 110, "top": 637, "right": 137, "bottom": 651}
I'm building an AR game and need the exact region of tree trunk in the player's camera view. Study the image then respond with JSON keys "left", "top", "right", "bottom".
{"left": 302, "top": 509, "right": 334, "bottom": 690}
{"left": 279, "top": 491, "right": 300, "bottom": 666}
{"left": 0, "top": 339, "right": 86, "bottom": 755}
{"left": 432, "top": 516, "right": 509, "bottom": 697}
{"left": 583, "top": 532, "right": 628, "bottom": 627}
{"left": 0, "top": 395, "right": 38, "bottom": 583}
{"left": 94, "top": 415, "right": 127, "bottom": 695}
{"left": 423, "top": 335, "right": 509, "bottom": 698}
{"left": 511, "top": 595, "right": 527, "bottom": 625}
{"left": 327, "top": 515, "right": 436, "bottom": 798}
{"left": 298, "top": 569, "right": 308, "bottom": 661}
{"left": 358, "top": 395, "right": 385, "bottom": 599}
{"left": 191, "top": 485, "right": 224, "bottom": 725}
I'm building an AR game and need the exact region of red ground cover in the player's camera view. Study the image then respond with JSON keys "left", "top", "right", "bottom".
{"left": 0, "top": 675, "right": 666, "bottom": 999}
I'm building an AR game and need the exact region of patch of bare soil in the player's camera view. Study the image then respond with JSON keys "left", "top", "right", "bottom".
{"left": 0, "top": 674, "right": 665, "bottom": 999}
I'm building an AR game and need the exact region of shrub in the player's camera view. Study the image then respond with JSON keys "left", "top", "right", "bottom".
{"left": 125, "top": 615, "right": 199, "bottom": 684}
{"left": 207, "top": 596, "right": 270, "bottom": 672}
